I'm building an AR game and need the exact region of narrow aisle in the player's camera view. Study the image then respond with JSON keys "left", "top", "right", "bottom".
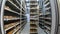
{"left": 21, "top": 22, "right": 30, "bottom": 34}
{"left": 38, "top": 27, "right": 46, "bottom": 34}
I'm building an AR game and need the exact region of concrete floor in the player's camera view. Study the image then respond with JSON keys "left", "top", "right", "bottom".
{"left": 20, "top": 22, "right": 46, "bottom": 34}
{"left": 21, "top": 22, "right": 30, "bottom": 34}
{"left": 38, "top": 27, "right": 46, "bottom": 34}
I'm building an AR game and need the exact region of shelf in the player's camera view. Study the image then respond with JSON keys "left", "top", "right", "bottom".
{"left": 7, "top": 0, "right": 21, "bottom": 11}
{"left": 44, "top": 17, "right": 51, "bottom": 20}
{"left": 4, "top": 14, "right": 20, "bottom": 21}
{"left": 30, "top": 31, "right": 38, "bottom": 33}
{"left": 44, "top": 29, "right": 51, "bottom": 34}
{"left": 7, "top": 28, "right": 15, "bottom": 34}
{"left": 30, "top": 33, "right": 38, "bottom": 34}
{"left": 13, "top": 26, "right": 20, "bottom": 34}
{"left": 30, "top": 7, "right": 38, "bottom": 9}
{"left": 44, "top": 0, "right": 49, "bottom": 4}
{"left": 30, "top": 27, "right": 37, "bottom": 29}
{"left": 44, "top": 2, "right": 50, "bottom": 7}
{"left": 5, "top": 22, "right": 20, "bottom": 31}
{"left": 20, "top": 22, "right": 26, "bottom": 28}
{"left": 39, "top": 23, "right": 44, "bottom": 26}
{"left": 44, "top": 26, "right": 51, "bottom": 30}
{"left": 16, "top": 0, "right": 21, "bottom": 7}
{"left": 30, "top": 18, "right": 38, "bottom": 20}
{"left": 30, "top": 22, "right": 36, "bottom": 24}
{"left": 2, "top": 0, "right": 26, "bottom": 34}
{"left": 39, "top": 13, "right": 44, "bottom": 16}
{"left": 4, "top": 6, "right": 20, "bottom": 15}
{"left": 30, "top": 13, "right": 38, "bottom": 15}
{"left": 30, "top": 3, "right": 38, "bottom": 5}
{"left": 39, "top": 17, "right": 44, "bottom": 19}
{"left": 30, "top": 1, "right": 38, "bottom": 34}
{"left": 30, "top": 1, "right": 38, "bottom": 3}
{"left": 39, "top": 0, "right": 52, "bottom": 34}
{"left": 44, "top": 12, "right": 51, "bottom": 15}
{"left": 30, "top": 29, "right": 38, "bottom": 33}
{"left": 44, "top": 21, "right": 51, "bottom": 25}
{"left": 4, "top": 18, "right": 20, "bottom": 21}
{"left": 45, "top": 7, "right": 51, "bottom": 11}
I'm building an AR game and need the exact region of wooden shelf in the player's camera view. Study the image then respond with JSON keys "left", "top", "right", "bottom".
{"left": 13, "top": 26, "right": 20, "bottom": 34}
{"left": 30, "top": 27, "right": 37, "bottom": 29}
{"left": 5, "top": 22, "right": 20, "bottom": 31}
{"left": 4, "top": 18, "right": 20, "bottom": 21}
{"left": 2, "top": 0, "right": 26, "bottom": 34}
{"left": 4, "top": 6, "right": 20, "bottom": 15}
{"left": 7, "top": 0, "right": 20, "bottom": 10}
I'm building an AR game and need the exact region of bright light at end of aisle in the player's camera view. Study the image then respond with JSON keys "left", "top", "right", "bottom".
{"left": 26, "top": 0, "right": 29, "bottom": 1}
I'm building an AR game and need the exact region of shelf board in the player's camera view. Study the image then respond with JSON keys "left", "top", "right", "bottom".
{"left": 44, "top": 21, "right": 51, "bottom": 25}
{"left": 30, "top": 27, "right": 37, "bottom": 29}
{"left": 5, "top": 6, "right": 20, "bottom": 15}
{"left": 30, "top": 18, "right": 38, "bottom": 20}
{"left": 30, "top": 22, "right": 36, "bottom": 24}
{"left": 44, "top": 0, "right": 49, "bottom": 4}
{"left": 39, "top": 22, "right": 44, "bottom": 25}
{"left": 30, "top": 13, "right": 38, "bottom": 14}
{"left": 4, "top": 18, "right": 20, "bottom": 21}
{"left": 44, "top": 17, "right": 51, "bottom": 20}
{"left": 30, "top": 3, "right": 38, "bottom": 5}
{"left": 44, "top": 29, "right": 50, "bottom": 34}
{"left": 20, "top": 22, "right": 26, "bottom": 28}
{"left": 39, "top": 13, "right": 44, "bottom": 16}
{"left": 5, "top": 23, "right": 20, "bottom": 31}
{"left": 44, "top": 12, "right": 51, "bottom": 15}
{"left": 13, "top": 27, "right": 20, "bottom": 34}
{"left": 39, "top": 20, "right": 44, "bottom": 22}
{"left": 45, "top": 7, "right": 51, "bottom": 10}
{"left": 44, "top": 2, "right": 50, "bottom": 7}
{"left": 16, "top": 0, "right": 21, "bottom": 7}
{"left": 7, "top": 0, "right": 22, "bottom": 11}
{"left": 39, "top": 17, "right": 44, "bottom": 19}
{"left": 30, "top": 32, "right": 38, "bottom": 33}
{"left": 44, "top": 26, "right": 51, "bottom": 30}
{"left": 30, "top": 7, "right": 38, "bottom": 9}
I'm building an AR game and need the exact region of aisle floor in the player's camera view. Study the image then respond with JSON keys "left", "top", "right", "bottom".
{"left": 38, "top": 27, "right": 46, "bottom": 34}
{"left": 20, "top": 22, "right": 30, "bottom": 34}
{"left": 20, "top": 22, "right": 46, "bottom": 34}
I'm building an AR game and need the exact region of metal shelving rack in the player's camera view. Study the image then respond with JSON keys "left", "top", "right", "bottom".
{"left": 39, "top": 0, "right": 52, "bottom": 34}
{"left": 30, "top": 0, "right": 39, "bottom": 34}
{"left": 39, "top": 0, "right": 59, "bottom": 34}
{"left": 43, "top": 0, "right": 52, "bottom": 34}
{"left": 0, "top": 0, "right": 27, "bottom": 34}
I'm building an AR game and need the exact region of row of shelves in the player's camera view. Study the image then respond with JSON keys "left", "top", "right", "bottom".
{"left": 30, "top": 0, "right": 39, "bottom": 34}
{"left": 1, "top": 0, "right": 27, "bottom": 34}
{"left": 39, "top": 0, "right": 51, "bottom": 34}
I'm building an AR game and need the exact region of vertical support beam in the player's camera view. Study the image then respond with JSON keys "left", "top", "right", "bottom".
{"left": 50, "top": 0, "right": 58, "bottom": 34}
{"left": 1, "top": 0, "right": 6, "bottom": 34}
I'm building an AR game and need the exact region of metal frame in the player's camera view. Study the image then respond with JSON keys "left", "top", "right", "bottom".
{"left": 38, "top": 0, "right": 59, "bottom": 34}
{"left": 50, "top": 0, "right": 59, "bottom": 34}
{"left": 56, "top": 0, "right": 60, "bottom": 34}
{"left": 0, "top": 0, "right": 6, "bottom": 34}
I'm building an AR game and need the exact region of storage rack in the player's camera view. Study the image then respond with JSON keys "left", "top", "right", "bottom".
{"left": 30, "top": 0, "right": 39, "bottom": 34}
{"left": 39, "top": 0, "right": 52, "bottom": 34}
{"left": 0, "top": 0, "right": 27, "bottom": 34}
